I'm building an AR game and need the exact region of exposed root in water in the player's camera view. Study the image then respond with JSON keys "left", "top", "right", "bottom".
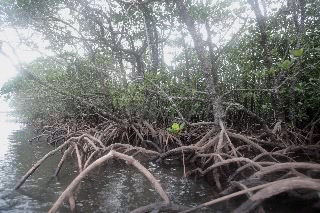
{"left": 49, "top": 150, "right": 169, "bottom": 213}
{"left": 131, "top": 201, "right": 189, "bottom": 213}
{"left": 14, "top": 137, "right": 79, "bottom": 190}
{"left": 16, "top": 119, "right": 320, "bottom": 212}
{"left": 180, "top": 177, "right": 320, "bottom": 213}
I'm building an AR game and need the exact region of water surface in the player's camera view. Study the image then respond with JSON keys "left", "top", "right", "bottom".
{"left": 0, "top": 114, "right": 233, "bottom": 212}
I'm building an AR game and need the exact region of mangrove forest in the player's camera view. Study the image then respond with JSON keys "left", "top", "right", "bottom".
{"left": 0, "top": 0, "right": 320, "bottom": 212}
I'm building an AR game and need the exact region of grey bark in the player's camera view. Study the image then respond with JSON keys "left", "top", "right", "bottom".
{"left": 248, "top": 0, "right": 283, "bottom": 121}
{"left": 174, "top": 0, "right": 224, "bottom": 122}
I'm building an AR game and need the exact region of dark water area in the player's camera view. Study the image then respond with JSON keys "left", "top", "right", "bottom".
{"left": 0, "top": 114, "right": 238, "bottom": 212}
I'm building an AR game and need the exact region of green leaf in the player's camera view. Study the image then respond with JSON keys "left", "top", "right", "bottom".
{"left": 191, "top": 89, "right": 196, "bottom": 95}
{"left": 291, "top": 48, "right": 304, "bottom": 57}
{"left": 167, "top": 128, "right": 174, "bottom": 133}
{"left": 180, "top": 122, "right": 186, "bottom": 130}
{"left": 171, "top": 123, "right": 180, "bottom": 131}
{"left": 268, "top": 67, "right": 276, "bottom": 75}
{"left": 278, "top": 60, "right": 292, "bottom": 70}
{"left": 295, "top": 87, "right": 304, "bottom": 93}
{"left": 194, "top": 103, "right": 200, "bottom": 109}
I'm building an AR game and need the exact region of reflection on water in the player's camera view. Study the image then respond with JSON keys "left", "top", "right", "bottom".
{"left": 0, "top": 114, "right": 233, "bottom": 212}
{"left": 0, "top": 115, "right": 20, "bottom": 161}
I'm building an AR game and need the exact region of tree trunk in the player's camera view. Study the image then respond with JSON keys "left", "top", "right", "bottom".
{"left": 174, "top": 0, "right": 224, "bottom": 122}
{"left": 288, "top": 0, "right": 306, "bottom": 125}
{"left": 248, "top": 0, "right": 283, "bottom": 122}
{"left": 139, "top": 1, "right": 159, "bottom": 72}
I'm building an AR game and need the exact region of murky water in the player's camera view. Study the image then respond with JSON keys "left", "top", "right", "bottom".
{"left": 1, "top": 114, "right": 317, "bottom": 213}
{"left": 0, "top": 114, "right": 235, "bottom": 212}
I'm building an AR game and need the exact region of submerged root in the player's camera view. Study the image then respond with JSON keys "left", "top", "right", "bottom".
{"left": 15, "top": 120, "right": 320, "bottom": 212}
{"left": 131, "top": 201, "right": 189, "bottom": 213}
{"left": 180, "top": 177, "right": 320, "bottom": 213}
{"left": 49, "top": 150, "right": 169, "bottom": 213}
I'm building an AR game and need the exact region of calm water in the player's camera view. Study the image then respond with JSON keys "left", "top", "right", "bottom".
{"left": 0, "top": 114, "right": 234, "bottom": 212}
{"left": 1, "top": 114, "right": 317, "bottom": 212}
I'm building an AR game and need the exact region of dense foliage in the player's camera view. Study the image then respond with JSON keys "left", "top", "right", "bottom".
{"left": 2, "top": 2, "right": 320, "bottom": 212}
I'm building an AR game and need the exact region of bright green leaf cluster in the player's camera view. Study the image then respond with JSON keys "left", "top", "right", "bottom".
{"left": 291, "top": 48, "right": 304, "bottom": 57}
{"left": 278, "top": 60, "right": 292, "bottom": 70}
{"left": 167, "top": 122, "right": 185, "bottom": 135}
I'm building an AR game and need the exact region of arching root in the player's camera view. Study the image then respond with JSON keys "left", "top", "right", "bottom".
{"left": 49, "top": 150, "right": 169, "bottom": 213}
{"left": 15, "top": 119, "right": 320, "bottom": 212}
